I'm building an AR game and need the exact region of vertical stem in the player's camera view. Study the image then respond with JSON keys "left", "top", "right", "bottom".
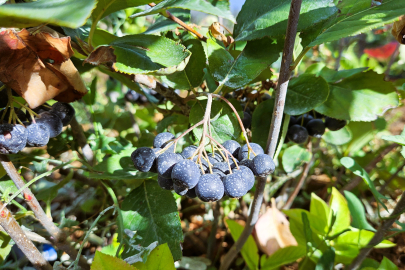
{"left": 347, "top": 191, "right": 405, "bottom": 270}
{"left": 0, "top": 201, "right": 52, "bottom": 270}
{"left": 219, "top": 1, "right": 303, "bottom": 269}
{"left": 70, "top": 117, "right": 94, "bottom": 166}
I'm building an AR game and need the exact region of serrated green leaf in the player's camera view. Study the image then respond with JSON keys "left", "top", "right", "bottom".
{"left": 161, "top": 39, "right": 206, "bottom": 90}
{"left": 226, "top": 220, "right": 259, "bottom": 270}
{"left": 344, "top": 191, "right": 376, "bottom": 232}
{"left": 92, "top": 0, "right": 150, "bottom": 24}
{"left": 91, "top": 251, "right": 137, "bottom": 270}
{"left": 323, "top": 126, "right": 352, "bottom": 146}
{"left": 207, "top": 37, "right": 283, "bottom": 89}
{"left": 121, "top": 180, "right": 183, "bottom": 261}
{"left": 145, "top": 9, "right": 190, "bottom": 34}
{"left": 234, "top": 0, "right": 338, "bottom": 41}
{"left": 131, "top": 0, "right": 235, "bottom": 23}
{"left": 306, "top": 0, "right": 405, "bottom": 47}
{"left": 0, "top": 0, "right": 96, "bottom": 28}
{"left": 261, "top": 246, "right": 306, "bottom": 270}
{"left": 315, "top": 71, "right": 398, "bottom": 121}
{"left": 133, "top": 243, "right": 175, "bottom": 270}
{"left": 284, "top": 74, "right": 329, "bottom": 115}
{"left": 251, "top": 99, "right": 274, "bottom": 149}
{"left": 282, "top": 145, "right": 312, "bottom": 173}
{"left": 328, "top": 187, "right": 350, "bottom": 236}
{"left": 189, "top": 99, "right": 242, "bottom": 144}
{"left": 86, "top": 35, "right": 191, "bottom": 76}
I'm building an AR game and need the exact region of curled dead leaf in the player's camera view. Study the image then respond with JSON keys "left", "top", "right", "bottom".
{"left": 392, "top": 15, "right": 405, "bottom": 44}
{"left": 0, "top": 28, "right": 87, "bottom": 108}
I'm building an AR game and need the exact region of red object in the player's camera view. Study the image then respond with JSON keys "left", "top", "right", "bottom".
{"left": 364, "top": 42, "right": 398, "bottom": 60}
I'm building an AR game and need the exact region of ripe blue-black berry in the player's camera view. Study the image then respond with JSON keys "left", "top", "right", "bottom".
{"left": 174, "top": 183, "right": 188, "bottom": 196}
{"left": 207, "top": 152, "right": 223, "bottom": 164}
{"left": 157, "top": 152, "right": 183, "bottom": 178}
{"left": 195, "top": 174, "right": 224, "bottom": 202}
{"left": 325, "top": 117, "right": 347, "bottom": 131}
{"left": 171, "top": 160, "right": 201, "bottom": 189}
{"left": 287, "top": 125, "right": 308, "bottom": 144}
{"left": 223, "top": 170, "right": 247, "bottom": 198}
{"left": 306, "top": 119, "right": 325, "bottom": 138}
{"left": 185, "top": 188, "right": 197, "bottom": 198}
{"left": 238, "top": 143, "right": 264, "bottom": 161}
{"left": 26, "top": 123, "right": 50, "bottom": 147}
{"left": 158, "top": 175, "right": 173, "bottom": 190}
{"left": 153, "top": 132, "right": 175, "bottom": 150}
{"left": 51, "top": 102, "right": 75, "bottom": 126}
{"left": 0, "top": 124, "right": 27, "bottom": 154}
{"left": 212, "top": 162, "right": 231, "bottom": 177}
{"left": 232, "top": 165, "right": 255, "bottom": 190}
{"left": 250, "top": 154, "right": 275, "bottom": 177}
{"left": 131, "top": 147, "right": 157, "bottom": 172}
{"left": 242, "top": 111, "right": 252, "bottom": 129}
{"left": 35, "top": 112, "right": 63, "bottom": 138}
{"left": 149, "top": 148, "right": 161, "bottom": 173}
{"left": 239, "top": 158, "right": 252, "bottom": 168}
{"left": 222, "top": 140, "right": 241, "bottom": 158}
{"left": 297, "top": 114, "right": 313, "bottom": 126}
{"left": 289, "top": 116, "right": 298, "bottom": 127}
{"left": 181, "top": 145, "right": 197, "bottom": 159}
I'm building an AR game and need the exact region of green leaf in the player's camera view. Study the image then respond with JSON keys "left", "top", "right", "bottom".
{"left": 284, "top": 74, "right": 329, "bottom": 115}
{"left": 131, "top": 0, "right": 235, "bottom": 22}
{"left": 251, "top": 99, "right": 274, "bottom": 149}
{"left": 92, "top": 0, "right": 149, "bottom": 24}
{"left": 379, "top": 257, "right": 398, "bottom": 270}
{"left": 261, "top": 246, "right": 306, "bottom": 270}
{"left": 335, "top": 229, "right": 394, "bottom": 252}
{"left": 310, "top": 193, "right": 330, "bottom": 227}
{"left": 315, "top": 71, "right": 398, "bottom": 121}
{"left": 284, "top": 209, "right": 328, "bottom": 237}
{"left": 225, "top": 220, "right": 259, "bottom": 270}
{"left": 86, "top": 35, "right": 191, "bottom": 75}
{"left": 315, "top": 248, "right": 335, "bottom": 270}
{"left": 322, "top": 126, "right": 352, "bottom": 146}
{"left": 234, "top": 0, "right": 338, "bottom": 41}
{"left": 382, "top": 135, "right": 405, "bottom": 146}
{"left": 0, "top": 0, "right": 97, "bottom": 28}
{"left": 207, "top": 37, "right": 283, "bottom": 89}
{"left": 121, "top": 180, "right": 183, "bottom": 261}
{"left": 189, "top": 99, "right": 242, "bottom": 144}
{"left": 156, "top": 114, "right": 189, "bottom": 133}
{"left": 282, "top": 145, "right": 312, "bottom": 173}
{"left": 344, "top": 191, "right": 376, "bottom": 232}
{"left": 328, "top": 187, "right": 350, "bottom": 236}
{"left": 306, "top": 0, "right": 405, "bottom": 47}
{"left": 133, "top": 243, "right": 175, "bottom": 270}
{"left": 161, "top": 39, "right": 206, "bottom": 90}
{"left": 145, "top": 9, "right": 190, "bottom": 34}
{"left": 0, "top": 164, "right": 5, "bottom": 179}
{"left": 340, "top": 157, "right": 389, "bottom": 211}
{"left": 306, "top": 66, "right": 369, "bottom": 83}
{"left": 91, "top": 251, "right": 137, "bottom": 270}
{"left": 302, "top": 212, "right": 314, "bottom": 251}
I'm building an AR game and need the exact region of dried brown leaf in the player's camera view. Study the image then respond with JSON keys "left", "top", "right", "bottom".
{"left": 392, "top": 15, "right": 405, "bottom": 44}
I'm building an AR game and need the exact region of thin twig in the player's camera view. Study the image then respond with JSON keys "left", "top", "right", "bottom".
{"left": 0, "top": 155, "right": 90, "bottom": 270}
{"left": 347, "top": 191, "right": 405, "bottom": 270}
{"left": 70, "top": 117, "right": 94, "bottom": 166}
{"left": 334, "top": 38, "right": 345, "bottom": 70}
{"left": 0, "top": 201, "right": 52, "bottom": 270}
{"left": 207, "top": 201, "right": 221, "bottom": 262}
{"left": 219, "top": 1, "right": 303, "bottom": 269}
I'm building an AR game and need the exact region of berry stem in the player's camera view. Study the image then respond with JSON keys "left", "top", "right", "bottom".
{"left": 171, "top": 119, "right": 204, "bottom": 151}
{"left": 204, "top": 133, "right": 239, "bottom": 170}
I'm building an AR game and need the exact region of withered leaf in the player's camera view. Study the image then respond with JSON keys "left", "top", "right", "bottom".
{"left": 0, "top": 27, "right": 87, "bottom": 108}
{"left": 392, "top": 15, "right": 405, "bottom": 44}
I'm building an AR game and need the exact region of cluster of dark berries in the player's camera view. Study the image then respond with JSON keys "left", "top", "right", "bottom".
{"left": 131, "top": 132, "right": 275, "bottom": 202}
{"left": 0, "top": 102, "right": 75, "bottom": 154}
{"left": 286, "top": 112, "right": 347, "bottom": 144}
{"left": 124, "top": 88, "right": 163, "bottom": 105}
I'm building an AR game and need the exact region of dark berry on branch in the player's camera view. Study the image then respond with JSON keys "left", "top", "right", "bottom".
{"left": 149, "top": 148, "right": 162, "bottom": 173}
{"left": 222, "top": 140, "right": 241, "bottom": 158}
{"left": 238, "top": 143, "right": 264, "bottom": 161}
{"left": 25, "top": 103, "right": 51, "bottom": 119}
{"left": 207, "top": 152, "right": 223, "bottom": 164}
{"left": 181, "top": 145, "right": 198, "bottom": 159}
{"left": 26, "top": 123, "right": 50, "bottom": 147}
{"left": 306, "top": 119, "right": 325, "bottom": 138}
{"left": 196, "top": 174, "right": 224, "bottom": 202}
{"left": 289, "top": 116, "right": 298, "bottom": 127}
{"left": 153, "top": 132, "right": 175, "bottom": 151}
{"left": 239, "top": 158, "right": 252, "bottom": 168}
{"left": 193, "top": 156, "right": 209, "bottom": 172}
{"left": 174, "top": 183, "right": 188, "bottom": 196}
{"left": 242, "top": 111, "right": 252, "bottom": 129}
{"left": 212, "top": 162, "right": 231, "bottom": 176}
{"left": 131, "top": 147, "right": 157, "bottom": 172}
{"left": 124, "top": 90, "right": 140, "bottom": 102}
{"left": 223, "top": 170, "right": 247, "bottom": 198}
{"left": 297, "top": 114, "right": 313, "bottom": 126}
{"left": 0, "top": 108, "right": 28, "bottom": 123}
{"left": 287, "top": 125, "right": 308, "bottom": 144}
{"left": 325, "top": 117, "right": 347, "bottom": 131}
{"left": 0, "top": 124, "right": 27, "bottom": 154}
{"left": 51, "top": 102, "right": 75, "bottom": 126}
{"left": 251, "top": 154, "right": 275, "bottom": 177}
{"left": 35, "top": 112, "right": 63, "bottom": 138}
{"left": 158, "top": 175, "right": 174, "bottom": 190}
{"left": 233, "top": 165, "right": 255, "bottom": 190}
{"left": 185, "top": 188, "right": 197, "bottom": 199}
{"left": 171, "top": 159, "right": 201, "bottom": 189}
{"left": 157, "top": 152, "right": 183, "bottom": 178}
